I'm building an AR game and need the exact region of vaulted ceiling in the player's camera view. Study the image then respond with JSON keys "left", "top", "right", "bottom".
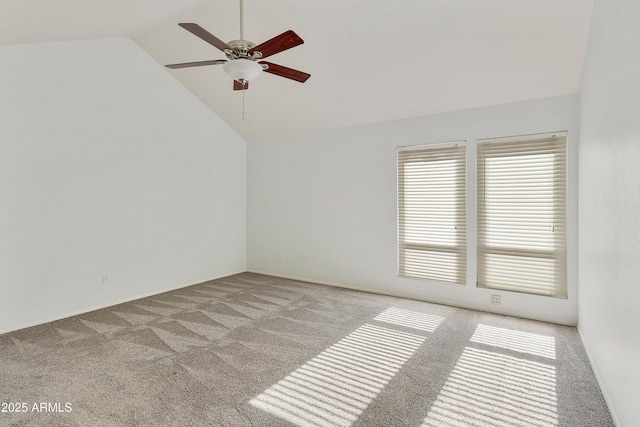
{"left": 1, "top": 0, "right": 593, "bottom": 141}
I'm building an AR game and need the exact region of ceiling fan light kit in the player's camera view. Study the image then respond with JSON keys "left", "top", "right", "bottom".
{"left": 223, "top": 59, "right": 265, "bottom": 85}
{"left": 165, "top": 0, "right": 310, "bottom": 92}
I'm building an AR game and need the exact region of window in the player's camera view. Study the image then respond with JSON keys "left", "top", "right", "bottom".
{"left": 477, "top": 134, "right": 567, "bottom": 297}
{"left": 398, "top": 143, "right": 466, "bottom": 284}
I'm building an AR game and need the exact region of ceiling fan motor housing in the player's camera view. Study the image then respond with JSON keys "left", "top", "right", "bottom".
{"left": 227, "top": 39, "right": 257, "bottom": 58}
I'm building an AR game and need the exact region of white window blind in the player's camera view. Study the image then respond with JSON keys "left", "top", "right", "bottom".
{"left": 398, "top": 144, "right": 466, "bottom": 284}
{"left": 477, "top": 134, "right": 567, "bottom": 298}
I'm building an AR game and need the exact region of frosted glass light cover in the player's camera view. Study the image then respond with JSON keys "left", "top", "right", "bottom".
{"left": 223, "top": 58, "right": 262, "bottom": 82}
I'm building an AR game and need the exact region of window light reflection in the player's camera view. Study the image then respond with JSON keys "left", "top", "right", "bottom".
{"left": 470, "top": 324, "right": 556, "bottom": 359}
{"left": 422, "top": 347, "right": 558, "bottom": 427}
{"left": 374, "top": 307, "right": 445, "bottom": 332}
{"left": 250, "top": 323, "right": 426, "bottom": 427}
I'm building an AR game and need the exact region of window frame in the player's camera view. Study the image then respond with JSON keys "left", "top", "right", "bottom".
{"left": 397, "top": 142, "right": 467, "bottom": 284}
{"left": 476, "top": 132, "right": 568, "bottom": 298}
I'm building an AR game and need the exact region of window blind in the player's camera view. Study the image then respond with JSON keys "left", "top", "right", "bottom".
{"left": 477, "top": 134, "right": 567, "bottom": 298}
{"left": 398, "top": 144, "right": 466, "bottom": 284}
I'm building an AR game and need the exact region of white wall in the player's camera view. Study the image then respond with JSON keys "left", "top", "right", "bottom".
{"left": 0, "top": 37, "right": 246, "bottom": 333}
{"left": 578, "top": 0, "right": 640, "bottom": 425}
{"left": 248, "top": 95, "right": 579, "bottom": 325}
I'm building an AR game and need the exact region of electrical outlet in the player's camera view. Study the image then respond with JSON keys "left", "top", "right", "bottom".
{"left": 279, "top": 253, "right": 285, "bottom": 261}
{"left": 102, "top": 274, "right": 110, "bottom": 285}
{"left": 491, "top": 294, "right": 501, "bottom": 305}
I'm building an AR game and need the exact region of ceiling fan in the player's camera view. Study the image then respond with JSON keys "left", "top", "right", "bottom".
{"left": 165, "top": 0, "right": 310, "bottom": 91}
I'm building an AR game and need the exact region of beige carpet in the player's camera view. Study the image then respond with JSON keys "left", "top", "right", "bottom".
{"left": 0, "top": 273, "right": 613, "bottom": 426}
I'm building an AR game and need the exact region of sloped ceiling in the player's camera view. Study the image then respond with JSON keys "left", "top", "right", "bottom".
{"left": 1, "top": 0, "right": 593, "bottom": 141}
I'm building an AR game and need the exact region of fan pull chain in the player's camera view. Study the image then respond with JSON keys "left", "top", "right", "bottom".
{"left": 242, "top": 86, "right": 245, "bottom": 120}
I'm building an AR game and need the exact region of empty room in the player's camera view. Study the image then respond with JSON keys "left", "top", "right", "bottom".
{"left": 1, "top": 0, "right": 638, "bottom": 426}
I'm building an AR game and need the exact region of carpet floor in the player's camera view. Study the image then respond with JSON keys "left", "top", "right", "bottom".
{"left": 0, "top": 273, "right": 613, "bottom": 426}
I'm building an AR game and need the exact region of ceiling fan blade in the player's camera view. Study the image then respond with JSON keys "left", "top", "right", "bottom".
{"left": 259, "top": 61, "right": 310, "bottom": 83}
{"left": 179, "top": 23, "right": 231, "bottom": 52}
{"left": 249, "top": 30, "right": 303, "bottom": 59}
{"left": 165, "top": 59, "right": 227, "bottom": 69}
{"left": 233, "top": 80, "right": 249, "bottom": 90}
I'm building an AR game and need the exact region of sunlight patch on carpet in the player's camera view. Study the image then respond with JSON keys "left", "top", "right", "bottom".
{"left": 373, "top": 307, "right": 445, "bottom": 332}
{"left": 250, "top": 322, "right": 427, "bottom": 426}
{"left": 422, "top": 347, "right": 558, "bottom": 427}
{"left": 470, "top": 324, "right": 556, "bottom": 359}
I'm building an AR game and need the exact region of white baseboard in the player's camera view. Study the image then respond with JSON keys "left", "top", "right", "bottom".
{"left": 247, "top": 269, "right": 576, "bottom": 326}
{"left": 0, "top": 269, "right": 246, "bottom": 336}
{"left": 577, "top": 325, "right": 621, "bottom": 427}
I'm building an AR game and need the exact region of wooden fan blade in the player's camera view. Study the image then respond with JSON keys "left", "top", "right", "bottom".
{"left": 259, "top": 61, "right": 310, "bottom": 83}
{"left": 165, "top": 59, "right": 227, "bottom": 69}
{"left": 179, "top": 23, "right": 231, "bottom": 52}
{"left": 233, "top": 80, "right": 249, "bottom": 90}
{"left": 249, "top": 30, "right": 303, "bottom": 59}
